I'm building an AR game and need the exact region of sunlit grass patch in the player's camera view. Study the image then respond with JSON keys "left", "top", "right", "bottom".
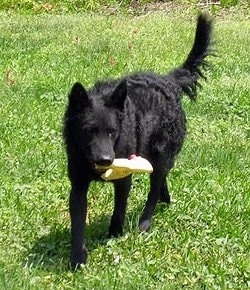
{"left": 0, "top": 8, "right": 249, "bottom": 289}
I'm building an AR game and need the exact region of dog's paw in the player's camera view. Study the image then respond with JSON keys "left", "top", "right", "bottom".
{"left": 108, "top": 221, "right": 123, "bottom": 238}
{"left": 71, "top": 249, "right": 87, "bottom": 270}
{"left": 158, "top": 194, "right": 171, "bottom": 204}
{"left": 139, "top": 219, "right": 151, "bottom": 232}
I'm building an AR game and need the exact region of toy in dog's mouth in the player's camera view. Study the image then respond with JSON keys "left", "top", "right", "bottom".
{"left": 95, "top": 155, "right": 153, "bottom": 181}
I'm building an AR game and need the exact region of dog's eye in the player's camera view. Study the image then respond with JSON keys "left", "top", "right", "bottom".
{"left": 108, "top": 129, "right": 116, "bottom": 138}
{"left": 87, "top": 127, "right": 98, "bottom": 135}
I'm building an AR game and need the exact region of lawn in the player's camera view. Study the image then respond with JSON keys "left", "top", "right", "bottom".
{"left": 0, "top": 4, "right": 249, "bottom": 290}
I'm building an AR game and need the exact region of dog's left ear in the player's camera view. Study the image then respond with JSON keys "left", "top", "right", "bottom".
{"left": 106, "top": 80, "right": 127, "bottom": 111}
{"left": 68, "top": 82, "right": 91, "bottom": 112}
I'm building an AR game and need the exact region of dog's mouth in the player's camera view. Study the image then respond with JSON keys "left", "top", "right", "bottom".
{"left": 93, "top": 164, "right": 109, "bottom": 175}
{"left": 91, "top": 157, "right": 114, "bottom": 176}
{"left": 94, "top": 168, "right": 107, "bottom": 175}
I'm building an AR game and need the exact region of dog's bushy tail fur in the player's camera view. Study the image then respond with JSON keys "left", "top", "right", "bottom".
{"left": 170, "top": 14, "right": 213, "bottom": 100}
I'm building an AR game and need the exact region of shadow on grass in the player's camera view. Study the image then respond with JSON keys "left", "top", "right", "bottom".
{"left": 25, "top": 213, "right": 112, "bottom": 273}
{"left": 26, "top": 227, "right": 71, "bottom": 272}
{"left": 26, "top": 199, "right": 170, "bottom": 273}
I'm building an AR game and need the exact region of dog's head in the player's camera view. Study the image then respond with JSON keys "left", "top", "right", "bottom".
{"left": 64, "top": 81, "right": 127, "bottom": 167}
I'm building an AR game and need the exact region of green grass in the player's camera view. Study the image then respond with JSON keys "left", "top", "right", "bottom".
{"left": 0, "top": 0, "right": 248, "bottom": 13}
{"left": 0, "top": 6, "right": 249, "bottom": 290}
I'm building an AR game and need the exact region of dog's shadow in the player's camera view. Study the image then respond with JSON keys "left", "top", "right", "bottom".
{"left": 27, "top": 199, "right": 169, "bottom": 272}
{"left": 26, "top": 208, "right": 142, "bottom": 272}
{"left": 26, "top": 213, "right": 114, "bottom": 272}
{"left": 26, "top": 226, "right": 71, "bottom": 272}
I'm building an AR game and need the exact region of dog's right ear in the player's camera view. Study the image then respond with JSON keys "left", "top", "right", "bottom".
{"left": 106, "top": 79, "right": 127, "bottom": 111}
{"left": 68, "top": 82, "right": 91, "bottom": 112}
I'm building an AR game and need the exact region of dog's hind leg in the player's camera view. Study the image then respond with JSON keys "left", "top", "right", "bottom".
{"left": 139, "top": 172, "right": 166, "bottom": 232}
{"left": 159, "top": 180, "right": 171, "bottom": 203}
{"left": 109, "top": 176, "right": 132, "bottom": 237}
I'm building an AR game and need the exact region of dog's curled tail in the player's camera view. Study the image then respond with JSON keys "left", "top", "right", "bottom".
{"left": 171, "top": 13, "right": 214, "bottom": 100}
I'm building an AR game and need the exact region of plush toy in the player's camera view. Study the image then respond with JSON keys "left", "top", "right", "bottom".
{"left": 95, "top": 154, "right": 153, "bottom": 181}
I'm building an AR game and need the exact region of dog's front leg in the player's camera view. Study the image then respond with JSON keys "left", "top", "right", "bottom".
{"left": 69, "top": 184, "right": 89, "bottom": 269}
{"left": 109, "top": 176, "right": 131, "bottom": 237}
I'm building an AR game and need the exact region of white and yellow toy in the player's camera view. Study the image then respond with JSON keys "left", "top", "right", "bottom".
{"left": 95, "top": 155, "right": 153, "bottom": 181}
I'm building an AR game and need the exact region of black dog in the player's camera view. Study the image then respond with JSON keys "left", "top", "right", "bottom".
{"left": 64, "top": 14, "right": 213, "bottom": 268}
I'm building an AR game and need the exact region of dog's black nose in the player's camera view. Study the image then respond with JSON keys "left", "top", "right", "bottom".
{"left": 95, "top": 156, "right": 113, "bottom": 166}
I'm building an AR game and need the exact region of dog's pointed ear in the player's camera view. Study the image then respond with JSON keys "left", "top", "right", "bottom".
{"left": 68, "top": 82, "right": 91, "bottom": 112}
{"left": 106, "top": 79, "right": 127, "bottom": 111}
